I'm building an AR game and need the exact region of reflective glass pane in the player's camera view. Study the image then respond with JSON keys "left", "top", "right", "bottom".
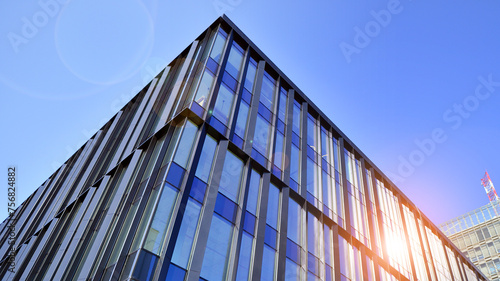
{"left": 165, "top": 263, "right": 186, "bottom": 281}
{"left": 278, "top": 88, "right": 287, "bottom": 121}
{"left": 236, "top": 232, "right": 253, "bottom": 281}
{"left": 273, "top": 132, "right": 284, "bottom": 170}
{"left": 194, "top": 70, "right": 216, "bottom": 108}
{"left": 260, "top": 73, "right": 276, "bottom": 111}
{"left": 209, "top": 30, "right": 227, "bottom": 64}
{"left": 200, "top": 214, "right": 234, "bottom": 281}
{"left": 254, "top": 115, "right": 271, "bottom": 157}
{"left": 244, "top": 58, "right": 257, "bottom": 91}
{"left": 234, "top": 102, "right": 250, "bottom": 137}
{"left": 171, "top": 199, "right": 202, "bottom": 268}
{"left": 213, "top": 83, "right": 236, "bottom": 126}
{"left": 266, "top": 184, "right": 280, "bottom": 229}
{"left": 195, "top": 135, "right": 217, "bottom": 183}
{"left": 307, "top": 213, "right": 321, "bottom": 257}
{"left": 292, "top": 101, "right": 301, "bottom": 135}
{"left": 285, "top": 258, "right": 301, "bottom": 281}
{"left": 219, "top": 151, "right": 244, "bottom": 202}
{"left": 261, "top": 245, "right": 276, "bottom": 281}
{"left": 246, "top": 170, "right": 261, "bottom": 215}
{"left": 290, "top": 144, "right": 300, "bottom": 184}
{"left": 173, "top": 121, "right": 198, "bottom": 168}
{"left": 144, "top": 184, "right": 178, "bottom": 254}
{"left": 226, "top": 42, "right": 245, "bottom": 79}
{"left": 288, "top": 199, "right": 301, "bottom": 244}
{"left": 132, "top": 250, "right": 158, "bottom": 281}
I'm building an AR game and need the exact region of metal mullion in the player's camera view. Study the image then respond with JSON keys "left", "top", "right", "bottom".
{"left": 228, "top": 45, "right": 252, "bottom": 142}
{"left": 333, "top": 223, "right": 342, "bottom": 281}
{"left": 47, "top": 191, "right": 97, "bottom": 280}
{"left": 282, "top": 89, "right": 295, "bottom": 187}
{"left": 339, "top": 138, "right": 352, "bottom": 236}
{"left": 299, "top": 102, "right": 308, "bottom": 199}
{"left": 107, "top": 125, "right": 176, "bottom": 280}
{"left": 370, "top": 168, "right": 389, "bottom": 263}
{"left": 228, "top": 162, "right": 254, "bottom": 281}
{"left": 184, "top": 140, "right": 230, "bottom": 281}
{"left": 75, "top": 150, "right": 143, "bottom": 280}
{"left": 78, "top": 111, "right": 123, "bottom": 196}
{"left": 206, "top": 30, "right": 234, "bottom": 136}
{"left": 397, "top": 195, "right": 418, "bottom": 281}
{"left": 360, "top": 160, "right": 377, "bottom": 254}
{"left": 62, "top": 175, "right": 112, "bottom": 280}
{"left": 250, "top": 172, "right": 271, "bottom": 281}
{"left": 156, "top": 42, "right": 200, "bottom": 131}
{"left": 243, "top": 60, "right": 265, "bottom": 156}
{"left": 147, "top": 124, "right": 208, "bottom": 281}
{"left": 415, "top": 211, "right": 438, "bottom": 281}
{"left": 276, "top": 186, "right": 289, "bottom": 280}
{"left": 92, "top": 135, "right": 161, "bottom": 280}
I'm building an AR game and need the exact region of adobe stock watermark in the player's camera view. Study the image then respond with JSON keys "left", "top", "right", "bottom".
{"left": 7, "top": 0, "right": 68, "bottom": 53}
{"left": 387, "top": 74, "right": 500, "bottom": 184}
{"left": 50, "top": 56, "right": 167, "bottom": 171}
{"left": 339, "top": 0, "right": 405, "bottom": 63}
{"left": 212, "top": 0, "right": 243, "bottom": 16}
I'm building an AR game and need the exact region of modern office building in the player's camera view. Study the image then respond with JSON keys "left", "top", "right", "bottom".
{"left": 440, "top": 200, "right": 500, "bottom": 280}
{"left": 0, "top": 16, "right": 487, "bottom": 281}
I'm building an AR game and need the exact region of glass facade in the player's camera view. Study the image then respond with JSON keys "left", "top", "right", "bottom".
{"left": 440, "top": 200, "right": 500, "bottom": 280}
{"left": 0, "top": 16, "right": 486, "bottom": 281}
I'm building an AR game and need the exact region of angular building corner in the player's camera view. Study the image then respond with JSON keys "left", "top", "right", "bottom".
{"left": 0, "top": 15, "right": 488, "bottom": 281}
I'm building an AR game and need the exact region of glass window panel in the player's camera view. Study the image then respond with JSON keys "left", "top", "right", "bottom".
{"left": 236, "top": 232, "right": 254, "bottom": 281}
{"left": 274, "top": 132, "right": 284, "bottom": 170}
{"left": 339, "top": 236, "right": 351, "bottom": 279}
{"left": 219, "top": 151, "right": 244, "bottom": 202}
{"left": 234, "top": 101, "right": 250, "bottom": 137}
{"left": 324, "top": 225, "right": 333, "bottom": 266}
{"left": 244, "top": 58, "right": 257, "bottom": 91}
{"left": 143, "top": 183, "right": 179, "bottom": 255}
{"left": 307, "top": 115, "right": 316, "bottom": 147}
{"left": 226, "top": 42, "right": 245, "bottom": 79}
{"left": 200, "top": 214, "right": 234, "bottom": 281}
{"left": 278, "top": 88, "right": 287, "bottom": 121}
{"left": 246, "top": 170, "right": 261, "bottom": 215}
{"left": 195, "top": 135, "right": 217, "bottom": 183}
{"left": 171, "top": 199, "right": 202, "bottom": 268}
{"left": 307, "top": 213, "right": 321, "bottom": 257}
{"left": 130, "top": 187, "right": 161, "bottom": 253}
{"left": 307, "top": 158, "right": 320, "bottom": 200}
{"left": 266, "top": 184, "right": 280, "bottom": 229}
{"left": 132, "top": 250, "right": 158, "bottom": 281}
{"left": 253, "top": 115, "right": 272, "bottom": 157}
{"left": 173, "top": 121, "right": 198, "bottom": 168}
{"left": 166, "top": 263, "right": 186, "bottom": 281}
{"left": 288, "top": 199, "right": 301, "bottom": 244}
{"left": 194, "top": 69, "right": 216, "bottom": 108}
{"left": 290, "top": 144, "right": 301, "bottom": 184}
{"left": 108, "top": 202, "right": 140, "bottom": 267}
{"left": 214, "top": 193, "right": 237, "bottom": 223}
{"left": 213, "top": 83, "right": 236, "bottom": 126}
{"left": 261, "top": 245, "right": 277, "bottom": 281}
{"left": 292, "top": 101, "right": 301, "bottom": 135}
{"left": 260, "top": 73, "right": 276, "bottom": 111}
{"left": 209, "top": 30, "right": 227, "bottom": 64}
{"left": 243, "top": 212, "right": 256, "bottom": 235}
{"left": 166, "top": 162, "right": 185, "bottom": 188}
{"left": 285, "top": 258, "right": 301, "bottom": 281}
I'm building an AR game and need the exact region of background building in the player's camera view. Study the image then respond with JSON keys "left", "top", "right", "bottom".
{"left": 0, "top": 16, "right": 486, "bottom": 281}
{"left": 440, "top": 174, "right": 500, "bottom": 280}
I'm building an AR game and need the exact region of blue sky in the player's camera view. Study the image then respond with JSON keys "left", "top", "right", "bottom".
{"left": 1, "top": 0, "right": 499, "bottom": 226}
